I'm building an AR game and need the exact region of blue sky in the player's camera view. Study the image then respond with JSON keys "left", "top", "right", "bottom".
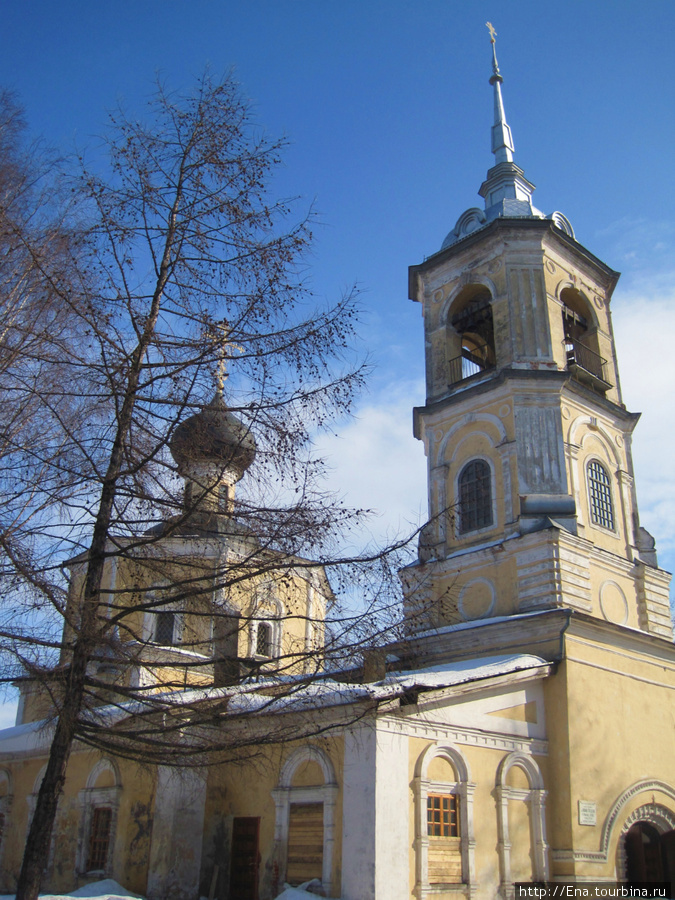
{"left": 0, "top": 2, "right": 674, "bottom": 722}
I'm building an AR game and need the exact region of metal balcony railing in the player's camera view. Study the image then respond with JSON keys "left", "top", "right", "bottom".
{"left": 448, "top": 349, "right": 495, "bottom": 385}
{"left": 565, "top": 339, "right": 605, "bottom": 379}
{"left": 565, "top": 339, "right": 611, "bottom": 391}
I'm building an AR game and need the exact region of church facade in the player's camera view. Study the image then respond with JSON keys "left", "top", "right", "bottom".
{"left": 0, "top": 36, "right": 674, "bottom": 900}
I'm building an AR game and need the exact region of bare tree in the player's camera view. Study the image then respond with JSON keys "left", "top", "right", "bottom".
{"left": 0, "top": 75, "right": 417, "bottom": 899}
{"left": 0, "top": 89, "right": 89, "bottom": 693}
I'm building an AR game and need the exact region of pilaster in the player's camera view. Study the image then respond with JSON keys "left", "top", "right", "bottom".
{"left": 146, "top": 767, "right": 207, "bottom": 900}
{"left": 341, "top": 722, "right": 409, "bottom": 900}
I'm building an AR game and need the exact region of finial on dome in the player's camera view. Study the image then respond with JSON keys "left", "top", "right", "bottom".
{"left": 486, "top": 21, "right": 499, "bottom": 75}
{"left": 215, "top": 320, "right": 239, "bottom": 400}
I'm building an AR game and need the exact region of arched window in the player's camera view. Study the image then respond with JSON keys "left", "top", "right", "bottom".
{"left": 77, "top": 759, "right": 121, "bottom": 877}
{"left": 256, "top": 622, "right": 272, "bottom": 657}
{"left": 414, "top": 743, "right": 476, "bottom": 896}
{"left": 448, "top": 289, "right": 496, "bottom": 384}
{"left": 561, "top": 288, "right": 610, "bottom": 390}
{"left": 496, "top": 752, "right": 549, "bottom": 889}
{"left": 248, "top": 587, "right": 284, "bottom": 660}
{"left": 271, "top": 746, "right": 339, "bottom": 897}
{"left": 458, "top": 459, "right": 493, "bottom": 534}
{"left": 587, "top": 460, "right": 614, "bottom": 530}
{"left": 142, "top": 583, "right": 184, "bottom": 647}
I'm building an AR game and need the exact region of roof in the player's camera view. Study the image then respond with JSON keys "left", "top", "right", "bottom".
{"left": 0, "top": 653, "right": 551, "bottom": 755}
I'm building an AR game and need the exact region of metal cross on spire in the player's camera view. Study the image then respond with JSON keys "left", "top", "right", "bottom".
{"left": 215, "top": 321, "right": 242, "bottom": 398}
{"left": 486, "top": 21, "right": 503, "bottom": 83}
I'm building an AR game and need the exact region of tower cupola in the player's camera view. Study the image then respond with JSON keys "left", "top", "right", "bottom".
{"left": 442, "top": 23, "right": 573, "bottom": 250}
{"left": 170, "top": 389, "right": 256, "bottom": 514}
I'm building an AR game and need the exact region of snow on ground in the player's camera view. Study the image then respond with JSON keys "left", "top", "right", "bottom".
{"left": 0, "top": 879, "right": 144, "bottom": 900}
{"left": 274, "top": 881, "right": 339, "bottom": 899}
{"left": 0, "top": 879, "right": 339, "bottom": 900}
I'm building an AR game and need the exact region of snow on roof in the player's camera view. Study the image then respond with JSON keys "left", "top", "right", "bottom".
{"left": 381, "top": 653, "right": 549, "bottom": 690}
{"left": 0, "top": 654, "right": 549, "bottom": 754}
{"left": 0, "top": 717, "right": 54, "bottom": 753}
{"left": 407, "top": 608, "right": 557, "bottom": 642}
{"left": 226, "top": 653, "right": 549, "bottom": 713}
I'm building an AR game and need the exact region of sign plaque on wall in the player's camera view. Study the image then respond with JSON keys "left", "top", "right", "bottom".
{"left": 578, "top": 800, "right": 597, "bottom": 826}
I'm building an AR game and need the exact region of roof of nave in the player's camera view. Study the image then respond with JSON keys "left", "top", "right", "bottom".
{"left": 0, "top": 652, "right": 550, "bottom": 757}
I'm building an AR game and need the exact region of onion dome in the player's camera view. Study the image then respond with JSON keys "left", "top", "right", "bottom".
{"left": 170, "top": 391, "right": 256, "bottom": 482}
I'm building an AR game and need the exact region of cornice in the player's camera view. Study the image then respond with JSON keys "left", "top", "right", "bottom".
{"left": 409, "top": 219, "right": 619, "bottom": 302}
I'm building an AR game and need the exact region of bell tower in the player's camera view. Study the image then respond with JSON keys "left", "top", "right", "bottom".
{"left": 402, "top": 31, "right": 672, "bottom": 641}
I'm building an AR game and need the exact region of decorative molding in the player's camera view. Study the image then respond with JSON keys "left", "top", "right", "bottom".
{"left": 377, "top": 713, "right": 549, "bottom": 756}
{"left": 437, "top": 415, "right": 507, "bottom": 469}
{"left": 599, "top": 580, "right": 628, "bottom": 626}
{"left": 553, "top": 781, "right": 675, "bottom": 870}
{"left": 458, "top": 578, "right": 496, "bottom": 622}
{"left": 496, "top": 751, "right": 549, "bottom": 896}
{"left": 413, "top": 742, "right": 476, "bottom": 900}
{"left": 599, "top": 780, "right": 675, "bottom": 860}
{"left": 272, "top": 745, "right": 338, "bottom": 897}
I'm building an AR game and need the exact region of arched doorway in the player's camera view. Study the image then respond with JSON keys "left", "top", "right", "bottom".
{"left": 624, "top": 821, "right": 675, "bottom": 892}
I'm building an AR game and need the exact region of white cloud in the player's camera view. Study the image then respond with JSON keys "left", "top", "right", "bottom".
{"left": 315, "top": 379, "right": 428, "bottom": 547}
{"left": 612, "top": 285, "right": 675, "bottom": 569}
{"left": 0, "top": 700, "right": 17, "bottom": 731}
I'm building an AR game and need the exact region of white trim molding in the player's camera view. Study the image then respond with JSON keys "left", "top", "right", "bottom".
{"left": 496, "top": 751, "right": 549, "bottom": 899}
{"left": 76, "top": 758, "right": 122, "bottom": 879}
{"left": 413, "top": 742, "right": 477, "bottom": 900}
{"left": 271, "top": 745, "right": 338, "bottom": 897}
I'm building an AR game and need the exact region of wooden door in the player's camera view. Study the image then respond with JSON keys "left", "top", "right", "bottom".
{"left": 660, "top": 829, "right": 675, "bottom": 896}
{"left": 286, "top": 802, "right": 324, "bottom": 886}
{"left": 625, "top": 822, "right": 663, "bottom": 884}
{"left": 230, "top": 817, "right": 260, "bottom": 900}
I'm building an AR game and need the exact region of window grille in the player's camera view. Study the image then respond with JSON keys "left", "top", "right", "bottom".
{"left": 587, "top": 460, "right": 614, "bottom": 529}
{"left": 154, "top": 611, "right": 176, "bottom": 645}
{"left": 256, "top": 622, "right": 272, "bottom": 657}
{"left": 458, "top": 460, "right": 492, "bottom": 533}
{"left": 427, "top": 794, "right": 459, "bottom": 838}
{"left": 87, "top": 806, "right": 112, "bottom": 871}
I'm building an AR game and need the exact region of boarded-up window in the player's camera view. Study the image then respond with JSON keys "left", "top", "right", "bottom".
{"left": 427, "top": 794, "right": 461, "bottom": 883}
{"left": 87, "top": 806, "right": 112, "bottom": 871}
{"left": 287, "top": 802, "right": 323, "bottom": 885}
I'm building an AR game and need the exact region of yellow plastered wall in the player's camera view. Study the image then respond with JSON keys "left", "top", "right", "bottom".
{"left": 407, "top": 735, "right": 546, "bottom": 898}
{"left": 201, "top": 736, "right": 344, "bottom": 900}
{"left": 0, "top": 751, "right": 155, "bottom": 896}
{"left": 547, "top": 633, "right": 675, "bottom": 880}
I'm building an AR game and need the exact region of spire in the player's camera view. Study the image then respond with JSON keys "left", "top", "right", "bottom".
{"left": 440, "top": 25, "right": 575, "bottom": 250}
{"left": 476, "top": 24, "right": 541, "bottom": 223}
{"left": 486, "top": 22, "right": 514, "bottom": 164}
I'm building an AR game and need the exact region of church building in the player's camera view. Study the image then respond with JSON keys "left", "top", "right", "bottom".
{"left": 0, "top": 32, "right": 673, "bottom": 900}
